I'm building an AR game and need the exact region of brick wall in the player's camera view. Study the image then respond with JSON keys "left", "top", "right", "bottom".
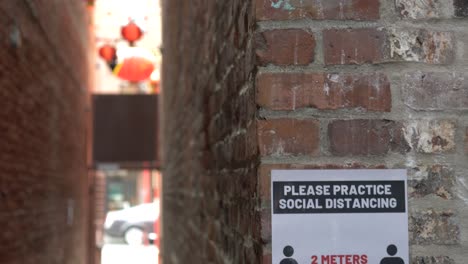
{"left": 0, "top": 1, "right": 90, "bottom": 264}
{"left": 256, "top": 1, "right": 468, "bottom": 264}
{"left": 161, "top": 0, "right": 260, "bottom": 263}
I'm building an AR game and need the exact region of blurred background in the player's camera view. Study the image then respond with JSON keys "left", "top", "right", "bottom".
{"left": 91, "top": 0, "right": 161, "bottom": 263}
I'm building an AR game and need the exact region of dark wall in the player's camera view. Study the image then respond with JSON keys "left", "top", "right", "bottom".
{"left": 93, "top": 95, "right": 158, "bottom": 164}
{"left": 0, "top": 1, "right": 90, "bottom": 263}
{"left": 161, "top": 0, "right": 260, "bottom": 263}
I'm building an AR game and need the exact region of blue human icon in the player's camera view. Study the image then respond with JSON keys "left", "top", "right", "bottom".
{"left": 380, "top": 244, "right": 404, "bottom": 264}
{"left": 280, "top": 245, "right": 298, "bottom": 264}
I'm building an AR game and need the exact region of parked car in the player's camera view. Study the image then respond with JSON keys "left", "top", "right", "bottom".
{"left": 104, "top": 202, "right": 159, "bottom": 245}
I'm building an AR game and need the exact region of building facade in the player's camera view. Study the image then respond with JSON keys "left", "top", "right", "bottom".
{"left": 162, "top": 1, "right": 468, "bottom": 264}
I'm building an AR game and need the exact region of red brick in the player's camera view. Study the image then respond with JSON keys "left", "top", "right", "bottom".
{"left": 257, "top": 72, "right": 391, "bottom": 111}
{"left": 262, "top": 252, "right": 272, "bottom": 264}
{"left": 323, "top": 28, "right": 453, "bottom": 65}
{"left": 256, "top": 0, "right": 380, "bottom": 21}
{"left": 260, "top": 207, "right": 272, "bottom": 244}
{"left": 328, "top": 120, "right": 408, "bottom": 156}
{"left": 323, "top": 28, "right": 386, "bottom": 65}
{"left": 258, "top": 119, "right": 319, "bottom": 156}
{"left": 256, "top": 29, "right": 315, "bottom": 66}
{"left": 0, "top": 2, "right": 90, "bottom": 263}
{"left": 162, "top": 1, "right": 261, "bottom": 263}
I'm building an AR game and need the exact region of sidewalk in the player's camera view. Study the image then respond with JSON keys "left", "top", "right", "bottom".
{"left": 101, "top": 244, "right": 158, "bottom": 264}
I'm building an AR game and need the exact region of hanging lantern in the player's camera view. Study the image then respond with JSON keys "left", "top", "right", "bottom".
{"left": 121, "top": 21, "right": 143, "bottom": 45}
{"left": 113, "top": 56, "right": 155, "bottom": 82}
{"left": 98, "top": 44, "right": 117, "bottom": 62}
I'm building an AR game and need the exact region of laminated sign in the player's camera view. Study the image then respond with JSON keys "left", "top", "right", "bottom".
{"left": 271, "top": 169, "right": 408, "bottom": 264}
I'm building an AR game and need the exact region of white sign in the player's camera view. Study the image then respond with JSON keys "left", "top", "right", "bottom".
{"left": 272, "top": 169, "right": 408, "bottom": 264}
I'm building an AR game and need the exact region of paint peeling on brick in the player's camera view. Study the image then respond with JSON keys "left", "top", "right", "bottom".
{"left": 409, "top": 209, "right": 460, "bottom": 245}
{"left": 256, "top": 0, "right": 380, "bottom": 21}
{"left": 396, "top": 0, "right": 448, "bottom": 19}
{"left": 270, "top": 0, "right": 296, "bottom": 11}
{"left": 402, "top": 120, "right": 456, "bottom": 153}
{"left": 408, "top": 165, "right": 454, "bottom": 199}
{"left": 388, "top": 29, "right": 454, "bottom": 64}
{"left": 412, "top": 256, "right": 455, "bottom": 264}
{"left": 402, "top": 72, "right": 468, "bottom": 110}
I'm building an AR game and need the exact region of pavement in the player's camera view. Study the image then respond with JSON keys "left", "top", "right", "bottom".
{"left": 101, "top": 243, "right": 159, "bottom": 264}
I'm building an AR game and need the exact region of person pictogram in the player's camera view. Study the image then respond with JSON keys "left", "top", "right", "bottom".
{"left": 380, "top": 244, "right": 405, "bottom": 264}
{"left": 280, "top": 245, "right": 298, "bottom": 264}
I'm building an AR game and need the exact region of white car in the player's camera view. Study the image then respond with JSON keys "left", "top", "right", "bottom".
{"left": 104, "top": 202, "right": 159, "bottom": 245}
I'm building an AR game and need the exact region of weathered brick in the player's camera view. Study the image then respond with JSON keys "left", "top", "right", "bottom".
{"left": 465, "top": 128, "right": 468, "bottom": 153}
{"left": 402, "top": 72, "right": 468, "bottom": 110}
{"left": 324, "top": 28, "right": 455, "bottom": 65}
{"left": 256, "top": 0, "right": 380, "bottom": 21}
{"left": 261, "top": 207, "right": 272, "bottom": 243}
{"left": 0, "top": 1, "right": 90, "bottom": 263}
{"left": 396, "top": 0, "right": 452, "bottom": 19}
{"left": 257, "top": 72, "right": 391, "bottom": 111}
{"left": 328, "top": 120, "right": 408, "bottom": 156}
{"left": 402, "top": 120, "right": 456, "bottom": 153}
{"left": 388, "top": 29, "right": 454, "bottom": 64}
{"left": 256, "top": 29, "right": 315, "bottom": 65}
{"left": 408, "top": 165, "right": 454, "bottom": 199}
{"left": 258, "top": 119, "right": 320, "bottom": 156}
{"left": 412, "top": 256, "right": 455, "bottom": 264}
{"left": 323, "top": 28, "right": 386, "bottom": 65}
{"left": 454, "top": 0, "right": 468, "bottom": 17}
{"left": 162, "top": 0, "right": 262, "bottom": 263}
{"left": 263, "top": 252, "right": 272, "bottom": 264}
{"left": 165, "top": 0, "right": 468, "bottom": 262}
{"left": 409, "top": 209, "right": 460, "bottom": 245}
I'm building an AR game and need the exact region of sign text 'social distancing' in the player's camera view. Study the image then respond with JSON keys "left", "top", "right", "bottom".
{"left": 271, "top": 170, "right": 408, "bottom": 264}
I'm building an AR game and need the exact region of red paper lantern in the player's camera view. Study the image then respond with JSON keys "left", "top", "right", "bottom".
{"left": 121, "top": 22, "right": 143, "bottom": 45}
{"left": 98, "top": 44, "right": 116, "bottom": 62}
{"left": 113, "top": 56, "right": 155, "bottom": 82}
